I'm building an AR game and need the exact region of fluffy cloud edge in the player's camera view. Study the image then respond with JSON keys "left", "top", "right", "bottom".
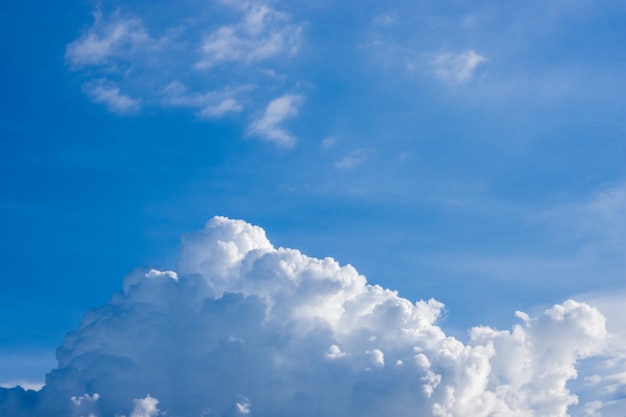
{"left": 0, "top": 216, "right": 622, "bottom": 417}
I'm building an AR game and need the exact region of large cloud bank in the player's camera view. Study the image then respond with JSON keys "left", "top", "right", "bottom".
{"left": 0, "top": 217, "right": 618, "bottom": 416}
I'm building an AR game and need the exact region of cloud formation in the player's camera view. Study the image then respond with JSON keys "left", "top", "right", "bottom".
{"left": 1, "top": 216, "right": 622, "bottom": 416}
{"left": 65, "top": 11, "right": 153, "bottom": 69}
{"left": 247, "top": 94, "right": 303, "bottom": 146}
{"left": 430, "top": 50, "right": 486, "bottom": 83}
{"left": 194, "top": 3, "right": 302, "bottom": 70}
{"left": 161, "top": 81, "right": 249, "bottom": 119}
{"left": 65, "top": 3, "right": 304, "bottom": 135}
{"left": 335, "top": 148, "right": 374, "bottom": 170}
{"left": 83, "top": 80, "right": 141, "bottom": 114}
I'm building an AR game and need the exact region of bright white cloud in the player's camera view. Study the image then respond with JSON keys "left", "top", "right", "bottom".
{"left": 83, "top": 80, "right": 141, "bottom": 114}
{"left": 130, "top": 395, "right": 160, "bottom": 417}
{"left": 429, "top": 50, "right": 486, "bottom": 83}
{"left": 248, "top": 94, "right": 303, "bottom": 146}
{"left": 0, "top": 216, "right": 620, "bottom": 416}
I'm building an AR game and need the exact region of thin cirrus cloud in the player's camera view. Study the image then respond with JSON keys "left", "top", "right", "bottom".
{"left": 199, "top": 98, "right": 244, "bottom": 119}
{"left": 65, "top": 11, "right": 153, "bottom": 69}
{"left": 64, "top": 2, "right": 305, "bottom": 140}
{"left": 0, "top": 216, "right": 622, "bottom": 417}
{"left": 362, "top": 14, "right": 488, "bottom": 85}
{"left": 247, "top": 94, "right": 303, "bottom": 146}
{"left": 83, "top": 80, "right": 141, "bottom": 115}
{"left": 194, "top": 3, "right": 302, "bottom": 70}
{"left": 429, "top": 50, "right": 487, "bottom": 83}
{"left": 335, "top": 148, "right": 374, "bottom": 170}
{"left": 161, "top": 81, "right": 249, "bottom": 119}
{"left": 451, "top": 182, "right": 626, "bottom": 289}
{"left": 321, "top": 136, "right": 337, "bottom": 150}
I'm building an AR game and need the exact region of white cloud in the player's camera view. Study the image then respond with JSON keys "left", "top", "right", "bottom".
{"left": 563, "top": 289, "right": 626, "bottom": 417}
{"left": 367, "top": 349, "right": 385, "bottom": 367}
{"left": 161, "top": 81, "right": 250, "bottom": 119}
{"left": 130, "top": 395, "right": 160, "bottom": 417}
{"left": 582, "top": 401, "right": 603, "bottom": 417}
{"left": 65, "top": 4, "right": 303, "bottom": 125}
{"left": 326, "top": 344, "right": 346, "bottom": 359}
{"left": 65, "top": 11, "right": 153, "bottom": 69}
{"left": 335, "top": 148, "right": 373, "bottom": 169}
{"left": 194, "top": 3, "right": 302, "bottom": 70}
{"left": 0, "top": 216, "right": 621, "bottom": 416}
{"left": 71, "top": 392, "right": 100, "bottom": 406}
{"left": 83, "top": 80, "right": 141, "bottom": 114}
{"left": 248, "top": 94, "right": 303, "bottom": 146}
{"left": 200, "top": 98, "right": 243, "bottom": 119}
{"left": 235, "top": 398, "right": 251, "bottom": 415}
{"left": 429, "top": 50, "right": 486, "bottom": 83}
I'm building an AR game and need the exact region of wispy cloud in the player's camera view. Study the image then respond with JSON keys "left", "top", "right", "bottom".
{"left": 64, "top": 3, "right": 304, "bottom": 133}
{"left": 248, "top": 94, "right": 303, "bottom": 146}
{"left": 195, "top": 3, "right": 302, "bottom": 70}
{"left": 83, "top": 80, "right": 141, "bottom": 114}
{"left": 321, "top": 136, "right": 337, "bottom": 150}
{"left": 65, "top": 11, "right": 153, "bottom": 69}
{"left": 199, "top": 98, "right": 243, "bottom": 119}
{"left": 428, "top": 181, "right": 626, "bottom": 293}
{"left": 161, "top": 81, "right": 248, "bottom": 119}
{"left": 541, "top": 182, "right": 626, "bottom": 252}
{"left": 372, "top": 13, "right": 396, "bottom": 27}
{"left": 335, "top": 148, "right": 374, "bottom": 170}
{"left": 429, "top": 50, "right": 486, "bottom": 83}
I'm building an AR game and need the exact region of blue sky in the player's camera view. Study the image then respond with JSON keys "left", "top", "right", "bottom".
{"left": 1, "top": 0, "right": 625, "bottom": 409}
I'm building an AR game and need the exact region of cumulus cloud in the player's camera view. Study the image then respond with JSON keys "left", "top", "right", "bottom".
{"left": 248, "top": 94, "right": 303, "bottom": 146}
{"left": 129, "top": 395, "right": 160, "bottom": 417}
{"left": 429, "top": 50, "right": 486, "bottom": 83}
{"left": 0, "top": 216, "right": 621, "bottom": 416}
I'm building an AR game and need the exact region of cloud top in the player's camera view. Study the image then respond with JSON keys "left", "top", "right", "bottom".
{"left": 0, "top": 217, "right": 615, "bottom": 416}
